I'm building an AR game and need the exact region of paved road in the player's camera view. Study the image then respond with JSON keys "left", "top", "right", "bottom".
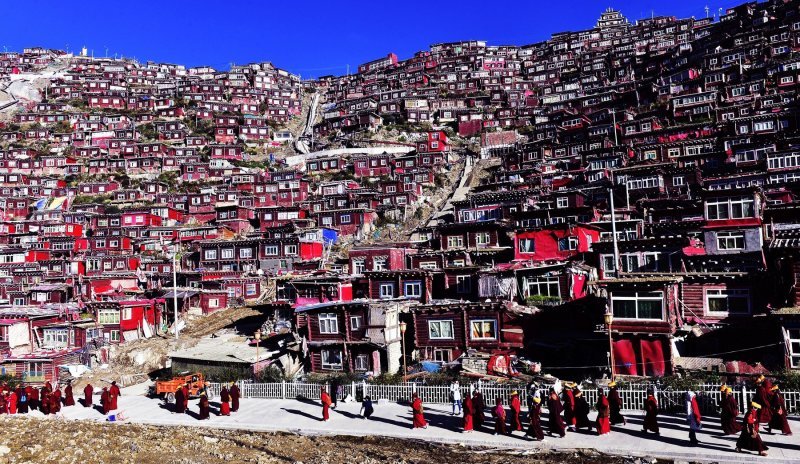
{"left": 39, "top": 394, "right": 800, "bottom": 463}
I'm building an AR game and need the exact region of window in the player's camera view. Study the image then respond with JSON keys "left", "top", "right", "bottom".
{"left": 475, "top": 232, "right": 490, "bottom": 246}
{"left": 379, "top": 283, "right": 395, "bottom": 299}
{"left": 754, "top": 121, "right": 775, "bottom": 132}
{"left": 433, "top": 349, "right": 452, "bottom": 362}
{"left": 558, "top": 236, "right": 579, "bottom": 251}
{"left": 352, "top": 258, "right": 365, "bottom": 275}
{"left": 208, "top": 298, "right": 220, "bottom": 308}
{"left": 340, "top": 214, "right": 351, "bottom": 224}
{"left": 428, "top": 320, "right": 454, "bottom": 339}
{"left": 319, "top": 313, "right": 339, "bottom": 334}
{"left": 43, "top": 329, "right": 69, "bottom": 348}
{"left": 373, "top": 256, "right": 388, "bottom": 271}
{"left": 240, "top": 248, "right": 252, "bottom": 259}
{"left": 788, "top": 329, "right": 800, "bottom": 368}
{"left": 284, "top": 245, "right": 298, "bottom": 256}
{"left": 556, "top": 197, "right": 569, "bottom": 208}
{"left": 673, "top": 176, "right": 685, "bottom": 186}
{"left": 221, "top": 248, "right": 234, "bottom": 259}
{"left": 717, "top": 231, "right": 745, "bottom": 250}
{"left": 122, "top": 307, "right": 132, "bottom": 320}
{"left": 350, "top": 315, "right": 362, "bottom": 331}
{"left": 706, "top": 289, "right": 750, "bottom": 314}
{"left": 404, "top": 281, "right": 422, "bottom": 298}
{"left": 447, "top": 236, "right": 464, "bottom": 248}
{"left": 98, "top": 310, "right": 120, "bottom": 324}
{"left": 321, "top": 349, "right": 343, "bottom": 370}
{"left": 419, "top": 261, "right": 438, "bottom": 270}
{"left": 706, "top": 196, "right": 755, "bottom": 219}
{"left": 470, "top": 320, "right": 497, "bottom": 340}
{"left": 204, "top": 249, "right": 217, "bottom": 260}
{"left": 611, "top": 291, "right": 663, "bottom": 320}
{"left": 456, "top": 275, "right": 471, "bottom": 294}
{"left": 524, "top": 276, "right": 560, "bottom": 297}
{"left": 109, "top": 330, "right": 121, "bottom": 343}
{"left": 518, "top": 238, "right": 535, "bottom": 253}
{"left": 354, "top": 354, "right": 369, "bottom": 371}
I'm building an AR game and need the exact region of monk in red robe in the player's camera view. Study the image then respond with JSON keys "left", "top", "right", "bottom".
{"left": 28, "top": 386, "right": 38, "bottom": 411}
{"left": 51, "top": 388, "right": 62, "bottom": 413}
{"left": 411, "top": 393, "right": 427, "bottom": 429}
{"left": 737, "top": 402, "right": 768, "bottom": 456}
{"left": 493, "top": 397, "right": 507, "bottom": 435}
{"left": 721, "top": 386, "right": 742, "bottom": 435}
{"left": 462, "top": 393, "right": 474, "bottom": 432}
{"left": 754, "top": 375, "right": 772, "bottom": 426}
{"left": 547, "top": 388, "right": 566, "bottom": 437}
{"left": 63, "top": 381, "right": 75, "bottom": 406}
{"left": 608, "top": 382, "right": 625, "bottom": 425}
{"left": 642, "top": 388, "right": 659, "bottom": 434}
{"left": 510, "top": 390, "right": 523, "bottom": 432}
{"left": 574, "top": 389, "right": 592, "bottom": 431}
{"left": 219, "top": 386, "right": 231, "bottom": 416}
{"left": 15, "top": 385, "right": 27, "bottom": 414}
{"left": 100, "top": 387, "right": 110, "bottom": 415}
{"left": 182, "top": 384, "right": 189, "bottom": 413}
{"left": 562, "top": 383, "right": 576, "bottom": 431}
{"left": 83, "top": 384, "right": 93, "bottom": 408}
{"left": 320, "top": 387, "right": 332, "bottom": 421}
{"left": 109, "top": 381, "right": 121, "bottom": 410}
{"left": 174, "top": 386, "right": 185, "bottom": 414}
{"left": 472, "top": 390, "right": 485, "bottom": 430}
{"left": 198, "top": 392, "right": 210, "bottom": 420}
{"left": 230, "top": 383, "right": 240, "bottom": 412}
{"left": 768, "top": 385, "right": 792, "bottom": 436}
{"left": 527, "top": 396, "right": 545, "bottom": 440}
{"left": 596, "top": 390, "right": 611, "bottom": 435}
{"left": 7, "top": 390, "right": 17, "bottom": 415}
{"left": 39, "top": 387, "right": 49, "bottom": 415}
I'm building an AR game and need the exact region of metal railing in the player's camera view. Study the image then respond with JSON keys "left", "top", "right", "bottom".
{"left": 204, "top": 381, "right": 799, "bottom": 415}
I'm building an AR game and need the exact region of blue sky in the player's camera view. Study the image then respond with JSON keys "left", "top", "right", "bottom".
{"left": 1, "top": 0, "right": 743, "bottom": 77}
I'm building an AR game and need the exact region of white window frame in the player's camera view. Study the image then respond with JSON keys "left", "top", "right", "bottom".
{"left": 470, "top": 319, "right": 497, "bottom": 340}
{"left": 705, "top": 288, "right": 750, "bottom": 314}
{"left": 318, "top": 313, "right": 339, "bottom": 334}
{"left": 611, "top": 291, "right": 664, "bottom": 320}
{"left": 379, "top": 283, "right": 395, "bottom": 299}
{"left": 717, "top": 231, "right": 745, "bottom": 250}
{"left": 428, "top": 320, "right": 454, "bottom": 340}
{"left": 404, "top": 281, "right": 422, "bottom": 298}
{"left": 321, "top": 348, "right": 343, "bottom": 371}
{"left": 524, "top": 276, "right": 560, "bottom": 297}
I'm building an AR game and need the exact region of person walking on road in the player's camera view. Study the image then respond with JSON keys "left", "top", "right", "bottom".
{"left": 83, "top": 383, "right": 93, "bottom": 408}
{"left": 595, "top": 389, "right": 611, "bottom": 435}
{"left": 174, "top": 386, "right": 185, "bottom": 414}
{"left": 219, "top": 385, "right": 231, "bottom": 416}
{"left": 574, "top": 389, "right": 591, "bottom": 432}
{"left": 100, "top": 387, "right": 110, "bottom": 415}
{"left": 720, "top": 386, "right": 742, "bottom": 435}
{"left": 492, "top": 397, "right": 507, "bottom": 435}
{"left": 360, "top": 395, "right": 374, "bottom": 420}
{"left": 320, "top": 387, "right": 332, "bottom": 422}
{"left": 64, "top": 381, "right": 75, "bottom": 407}
{"left": 462, "top": 392, "right": 474, "bottom": 432}
{"left": 509, "top": 390, "right": 523, "bottom": 432}
{"left": 686, "top": 390, "right": 702, "bottom": 445}
{"left": 411, "top": 393, "right": 428, "bottom": 429}
{"left": 754, "top": 375, "right": 772, "bottom": 426}
{"left": 472, "top": 389, "right": 485, "bottom": 431}
{"left": 449, "top": 380, "right": 462, "bottom": 416}
{"left": 642, "top": 388, "right": 659, "bottom": 435}
{"left": 608, "top": 381, "right": 625, "bottom": 426}
{"left": 767, "top": 385, "right": 792, "bottom": 436}
{"left": 547, "top": 388, "right": 566, "bottom": 438}
{"left": 198, "top": 391, "right": 210, "bottom": 420}
{"left": 230, "top": 383, "right": 240, "bottom": 412}
{"left": 527, "top": 396, "right": 545, "bottom": 441}
{"left": 562, "top": 382, "right": 576, "bottom": 432}
{"left": 737, "top": 402, "right": 768, "bottom": 456}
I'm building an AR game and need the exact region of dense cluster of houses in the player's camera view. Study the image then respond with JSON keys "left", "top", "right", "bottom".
{"left": 281, "top": 1, "right": 800, "bottom": 380}
{"left": 4, "top": 1, "right": 800, "bottom": 385}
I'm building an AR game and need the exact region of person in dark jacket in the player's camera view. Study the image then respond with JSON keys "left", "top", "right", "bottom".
{"left": 230, "top": 383, "right": 240, "bottom": 412}
{"left": 15, "top": 385, "right": 28, "bottom": 414}
{"left": 174, "top": 386, "right": 185, "bottom": 414}
{"left": 472, "top": 389, "right": 486, "bottom": 431}
{"left": 547, "top": 388, "right": 566, "bottom": 437}
{"left": 360, "top": 395, "right": 374, "bottom": 420}
{"left": 198, "top": 392, "right": 210, "bottom": 420}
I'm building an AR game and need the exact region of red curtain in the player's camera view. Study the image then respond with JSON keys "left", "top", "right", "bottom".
{"left": 612, "top": 339, "right": 638, "bottom": 376}
{"left": 640, "top": 338, "right": 667, "bottom": 377}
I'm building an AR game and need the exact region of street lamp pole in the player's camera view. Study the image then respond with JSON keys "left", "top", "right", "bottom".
{"left": 604, "top": 309, "right": 615, "bottom": 379}
{"left": 399, "top": 321, "right": 407, "bottom": 381}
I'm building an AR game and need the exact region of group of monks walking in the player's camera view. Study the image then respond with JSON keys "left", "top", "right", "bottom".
{"left": 0, "top": 380, "right": 83, "bottom": 416}
{"left": 316, "top": 375, "right": 795, "bottom": 457}
{"left": 172, "top": 382, "right": 241, "bottom": 420}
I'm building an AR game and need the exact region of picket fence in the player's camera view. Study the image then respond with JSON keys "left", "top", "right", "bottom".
{"left": 206, "top": 381, "right": 800, "bottom": 415}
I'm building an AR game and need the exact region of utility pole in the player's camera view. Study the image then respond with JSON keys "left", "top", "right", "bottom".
{"left": 173, "top": 243, "right": 180, "bottom": 339}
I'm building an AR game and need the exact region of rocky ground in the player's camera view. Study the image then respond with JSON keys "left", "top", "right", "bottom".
{"left": 0, "top": 416, "right": 646, "bottom": 464}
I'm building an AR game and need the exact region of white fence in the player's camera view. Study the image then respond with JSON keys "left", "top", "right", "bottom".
{"left": 206, "top": 381, "right": 800, "bottom": 415}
